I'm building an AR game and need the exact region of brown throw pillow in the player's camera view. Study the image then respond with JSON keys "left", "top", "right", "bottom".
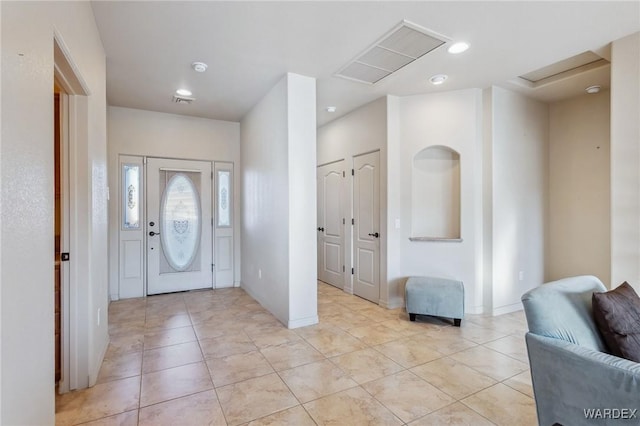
{"left": 592, "top": 282, "right": 640, "bottom": 362}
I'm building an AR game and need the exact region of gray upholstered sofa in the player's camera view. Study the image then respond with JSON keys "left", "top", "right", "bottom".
{"left": 521, "top": 275, "right": 640, "bottom": 426}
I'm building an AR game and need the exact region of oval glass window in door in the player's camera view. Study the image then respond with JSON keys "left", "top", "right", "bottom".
{"left": 160, "top": 173, "right": 201, "bottom": 271}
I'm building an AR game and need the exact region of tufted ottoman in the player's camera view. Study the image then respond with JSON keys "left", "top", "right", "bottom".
{"left": 405, "top": 276, "right": 464, "bottom": 326}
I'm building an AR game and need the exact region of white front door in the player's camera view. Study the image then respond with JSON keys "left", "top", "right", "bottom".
{"left": 353, "top": 151, "right": 380, "bottom": 303}
{"left": 317, "top": 161, "right": 345, "bottom": 288}
{"left": 147, "top": 158, "right": 213, "bottom": 295}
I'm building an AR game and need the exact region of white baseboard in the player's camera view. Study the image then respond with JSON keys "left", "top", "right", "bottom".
{"left": 288, "top": 315, "right": 319, "bottom": 329}
{"left": 88, "top": 333, "right": 110, "bottom": 387}
{"left": 379, "top": 297, "right": 404, "bottom": 310}
{"left": 466, "top": 304, "right": 484, "bottom": 315}
{"left": 492, "top": 301, "right": 523, "bottom": 316}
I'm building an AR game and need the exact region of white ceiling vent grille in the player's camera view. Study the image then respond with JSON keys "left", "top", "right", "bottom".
{"left": 336, "top": 20, "right": 450, "bottom": 85}
{"left": 172, "top": 95, "right": 195, "bottom": 104}
{"left": 519, "top": 51, "right": 608, "bottom": 85}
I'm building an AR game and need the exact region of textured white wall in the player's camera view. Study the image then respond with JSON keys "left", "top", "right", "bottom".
{"left": 548, "top": 91, "right": 610, "bottom": 286}
{"left": 611, "top": 32, "right": 640, "bottom": 292}
{"left": 1, "top": 1, "right": 107, "bottom": 423}
{"left": 286, "top": 74, "right": 318, "bottom": 328}
{"left": 107, "top": 106, "right": 241, "bottom": 298}
{"left": 241, "top": 76, "right": 290, "bottom": 324}
{"left": 390, "top": 90, "right": 484, "bottom": 312}
{"left": 490, "top": 87, "right": 548, "bottom": 314}
{"left": 241, "top": 73, "right": 317, "bottom": 327}
{"left": 317, "top": 98, "right": 387, "bottom": 165}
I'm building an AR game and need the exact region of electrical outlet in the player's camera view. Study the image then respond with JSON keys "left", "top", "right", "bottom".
{"left": 518, "top": 271, "right": 524, "bottom": 281}
{"left": 258, "top": 269, "right": 262, "bottom": 279}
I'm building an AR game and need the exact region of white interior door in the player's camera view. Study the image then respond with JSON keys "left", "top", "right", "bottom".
{"left": 317, "top": 161, "right": 345, "bottom": 288}
{"left": 353, "top": 151, "right": 380, "bottom": 303}
{"left": 147, "top": 158, "right": 213, "bottom": 294}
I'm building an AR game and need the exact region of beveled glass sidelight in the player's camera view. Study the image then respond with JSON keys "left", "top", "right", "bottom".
{"left": 123, "top": 164, "right": 140, "bottom": 229}
{"left": 217, "top": 170, "right": 231, "bottom": 227}
{"left": 160, "top": 173, "right": 201, "bottom": 271}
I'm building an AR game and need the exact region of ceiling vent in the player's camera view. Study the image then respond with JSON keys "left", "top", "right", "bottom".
{"left": 518, "top": 51, "right": 609, "bottom": 87}
{"left": 335, "top": 20, "right": 450, "bottom": 85}
{"left": 172, "top": 95, "right": 195, "bottom": 104}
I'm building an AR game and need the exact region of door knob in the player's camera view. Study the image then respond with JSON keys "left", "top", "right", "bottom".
{"left": 149, "top": 231, "right": 160, "bottom": 236}
{"left": 317, "top": 227, "right": 325, "bottom": 232}
{"left": 368, "top": 232, "right": 379, "bottom": 238}
{"left": 149, "top": 221, "right": 155, "bottom": 227}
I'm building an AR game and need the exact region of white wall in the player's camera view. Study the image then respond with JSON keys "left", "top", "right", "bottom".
{"left": 241, "top": 77, "right": 289, "bottom": 324}
{"left": 287, "top": 74, "right": 318, "bottom": 328}
{"left": 107, "top": 106, "right": 241, "bottom": 298}
{"left": 481, "top": 89, "right": 494, "bottom": 312}
{"left": 1, "top": 1, "right": 107, "bottom": 423}
{"left": 611, "top": 32, "right": 640, "bottom": 292}
{"left": 317, "top": 97, "right": 388, "bottom": 300}
{"left": 489, "top": 87, "right": 548, "bottom": 314}
{"left": 389, "top": 90, "right": 484, "bottom": 312}
{"left": 241, "top": 73, "right": 318, "bottom": 328}
{"left": 317, "top": 97, "right": 387, "bottom": 165}
{"left": 0, "top": 0, "right": 3, "bottom": 417}
{"left": 548, "top": 91, "right": 610, "bottom": 286}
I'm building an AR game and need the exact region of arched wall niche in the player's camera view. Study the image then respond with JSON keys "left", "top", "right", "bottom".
{"left": 411, "top": 145, "right": 461, "bottom": 241}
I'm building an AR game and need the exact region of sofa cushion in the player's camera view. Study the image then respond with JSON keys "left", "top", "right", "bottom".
{"left": 592, "top": 282, "right": 640, "bottom": 362}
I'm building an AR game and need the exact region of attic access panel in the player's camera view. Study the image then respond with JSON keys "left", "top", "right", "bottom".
{"left": 336, "top": 20, "right": 450, "bottom": 85}
{"left": 519, "top": 51, "right": 608, "bottom": 85}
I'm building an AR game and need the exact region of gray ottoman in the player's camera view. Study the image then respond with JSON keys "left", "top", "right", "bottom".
{"left": 405, "top": 276, "right": 464, "bottom": 326}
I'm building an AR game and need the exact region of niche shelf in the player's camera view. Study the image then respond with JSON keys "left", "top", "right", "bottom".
{"left": 411, "top": 145, "right": 461, "bottom": 241}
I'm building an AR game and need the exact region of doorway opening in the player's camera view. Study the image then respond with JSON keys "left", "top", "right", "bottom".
{"left": 53, "top": 75, "right": 72, "bottom": 393}
{"left": 54, "top": 80, "right": 63, "bottom": 386}
{"left": 54, "top": 33, "right": 90, "bottom": 392}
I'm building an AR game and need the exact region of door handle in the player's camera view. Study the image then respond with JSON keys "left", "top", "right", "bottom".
{"left": 317, "top": 227, "right": 325, "bottom": 232}
{"left": 368, "top": 232, "right": 379, "bottom": 238}
{"left": 149, "top": 231, "right": 160, "bottom": 237}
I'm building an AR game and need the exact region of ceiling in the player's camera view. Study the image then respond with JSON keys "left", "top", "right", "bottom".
{"left": 90, "top": 1, "right": 640, "bottom": 127}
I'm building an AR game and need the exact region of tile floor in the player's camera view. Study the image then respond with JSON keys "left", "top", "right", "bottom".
{"left": 56, "top": 282, "right": 537, "bottom": 425}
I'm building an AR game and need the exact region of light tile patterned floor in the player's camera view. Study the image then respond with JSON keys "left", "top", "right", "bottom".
{"left": 56, "top": 282, "right": 537, "bottom": 425}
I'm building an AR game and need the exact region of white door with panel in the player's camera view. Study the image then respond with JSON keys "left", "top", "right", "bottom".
{"left": 353, "top": 151, "right": 380, "bottom": 303}
{"left": 147, "top": 158, "right": 213, "bottom": 294}
{"left": 317, "top": 161, "right": 345, "bottom": 288}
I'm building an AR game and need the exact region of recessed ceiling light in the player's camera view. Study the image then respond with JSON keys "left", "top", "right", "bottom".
{"left": 326, "top": 106, "right": 337, "bottom": 113}
{"left": 176, "top": 89, "right": 192, "bottom": 97}
{"left": 429, "top": 74, "right": 448, "bottom": 85}
{"left": 585, "top": 85, "right": 601, "bottom": 94}
{"left": 448, "top": 42, "right": 470, "bottom": 54}
{"left": 192, "top": 62, "right": 208, "bottom": 73}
